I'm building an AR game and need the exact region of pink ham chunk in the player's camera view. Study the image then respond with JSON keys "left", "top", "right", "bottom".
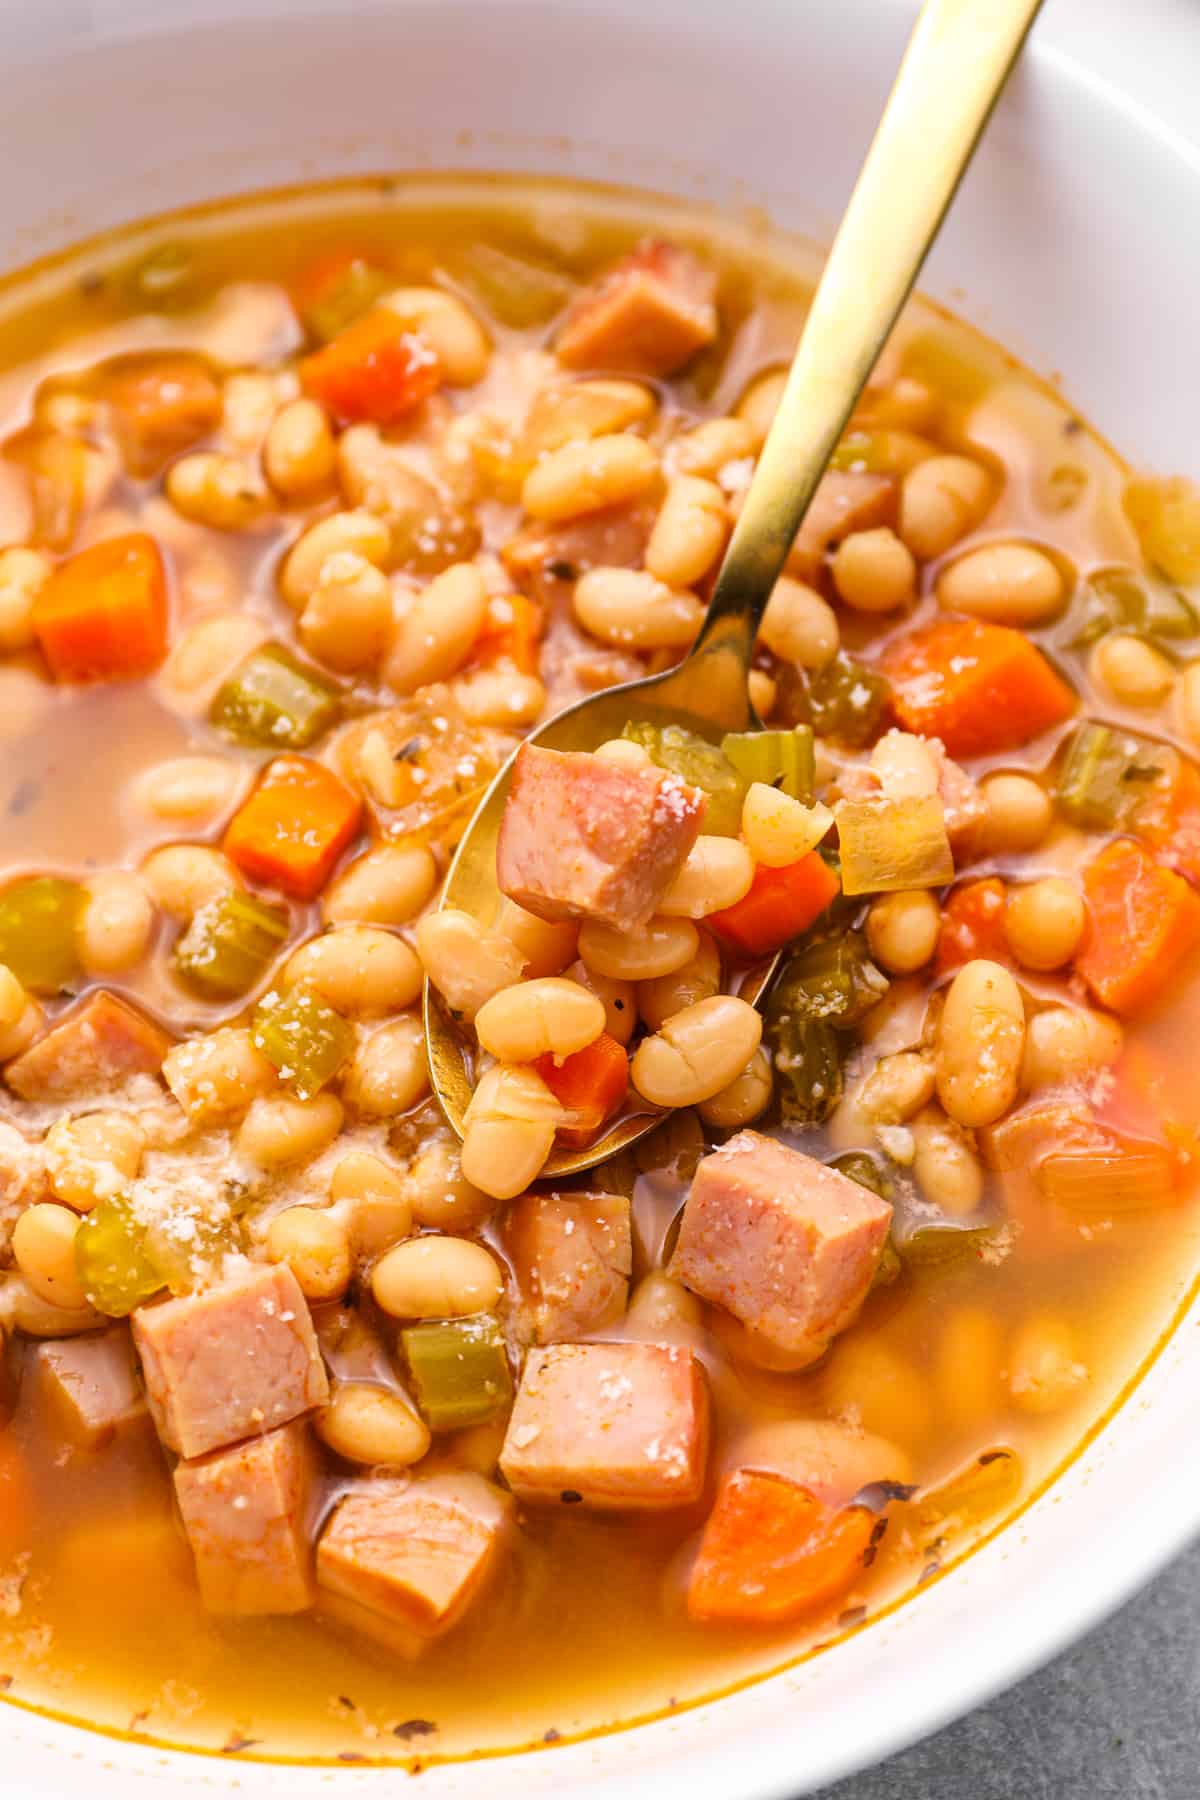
{"left": 35, "top": 1326, "right": 146, "bottom": 1449}
{"left": 497, "top": 743, "right": 706, "bottom": 932}
{"left": 5, "top": 990, "right": 173, "bottom": 1101}
{"left": 788, "top": 471, "right": 897, "bottom": 582}
{"left": 554, "top": 240, "right": 718, "bottom": 377}
{"left": 174, "top": 1419, "right": 316, "bottom": 1615}
{"left": 317, "top": 1472, "right": 511, "bottom": 1643}
{"left": 133, "top": 1261, "right": 329, "bottom": 1459}
{"left": 499, "top": 1341, "right": 708, "bottom": 1509}
{"left": 669, "top": 1132, "right": 891, "bottom": 1362}
{"left": 505, "top": 1190, "right": 632, "bottom": 1344}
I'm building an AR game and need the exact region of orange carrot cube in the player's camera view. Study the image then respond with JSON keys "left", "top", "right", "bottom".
{"left": 33, "top": 532, "right": 168, "bottom": 683}
{"left": 883, "top": 616, "right": 1075, "bottom": 758}
{"left": 299, "top": 308, "right": 441, "bottom": 425}
{"left": 687, "top": 1468, "right": 878, "bottom": 1625}
{"left": 224, "top": 756, "right": 362, "bottom": 900}
{"left": 1077, "top": 837, "right": 1200, "bottom": 1015}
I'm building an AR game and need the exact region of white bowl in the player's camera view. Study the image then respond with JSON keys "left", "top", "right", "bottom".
{"left": 0, "top": 0, "right": 1198, "bottom": 1793}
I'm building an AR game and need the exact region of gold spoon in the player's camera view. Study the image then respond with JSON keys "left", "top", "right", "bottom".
{"left": 426, "top": 0, "right": 1044, "bottom": 1176}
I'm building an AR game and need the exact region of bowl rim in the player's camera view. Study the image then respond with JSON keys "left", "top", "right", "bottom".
{"left": 0, "top": 2, "right": 1196, "bottom": 1792}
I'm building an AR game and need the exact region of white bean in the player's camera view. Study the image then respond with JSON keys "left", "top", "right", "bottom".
{"left": 578, "top": 915, "right": 698, "bottom": 982}
{"left": 415, "top": 909, "right": 527, "bottom": 1020}
{"left": 935, "top": 959, "right": 1025, "bottom": 1128}
{"left": 631, "top": 995, "right": 762, "bottom": 1107}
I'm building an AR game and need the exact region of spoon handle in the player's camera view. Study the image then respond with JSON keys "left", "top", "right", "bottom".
{"left": 696, "top": 0, "right": 1043, "bottom": 662}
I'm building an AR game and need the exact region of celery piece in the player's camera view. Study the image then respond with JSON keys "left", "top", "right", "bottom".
{"left": 776, "top": 931, "right": 889, "bottom": 1026}
{"left": 836, "top": 795, "right": 954, "bottom": 896}
{"left": 770, "top": 1016, "right": 843, "bottom": 1126}
{"left": 1140, "top": 579, "right": 1198, "bottom": 641}
{"left": 622, "top": 721, "right": 747, "bottom": 835}
{"left": 1067, "top": 565, "right": 1198, "bottom": 649}
{"left": 401, "top": 1314, "right": 513, "bottom": 1432}
{"left": 0, "top": 875, "right": 85, "bottom": 995}
{"left": 252, "top": 983, "right": 354, "bottom": 1099}
{"left": 304, "top": 259, "right": 391, "bottom": 342}
{"left": 144, "top": 1212, "right": 238, "bottom": 1297}
{"left": 210, "top": 644, "right": 340, "bottom": 750}
{"left": 75, "top": 1196, "right": 163, "bottom": 1317}
{"left": 174, "top": 890, "right": 289, "bottom": 999}
{"left": 829, "top": 1151, "right": 893, "bottom": 1201}
{"left": 452, "top": 244, "right": 574, "bottom": 329}
{"left": 796, "top": 653, "right": 889, "bottom": 748}
{"left": 763, "top": 935, "right": 887, "bottom": 1126}
{"left": 720, "top": 725, "right": 815, "bottom": 802}
{"left": 897, "top": 1220, "right": 996, "bottom": 1265}
{"left": 1094, "top": 565, "right": 1196, "bottom": 642}
{"left": 1055, "top": 721, "right": 1172, "bottom": 832}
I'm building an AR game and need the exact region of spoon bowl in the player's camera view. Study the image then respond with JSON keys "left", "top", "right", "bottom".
{"left": 425, "top": 628, "right": 778, "bottom": 1176}
{"left": 425, "top": 0, "right": 1044, "bottom": 1176}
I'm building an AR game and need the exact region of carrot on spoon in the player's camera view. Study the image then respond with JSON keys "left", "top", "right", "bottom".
{"left": 708, "top": 853, "right": 840, "bottom": 959}
{"left": 535, "top": 1032, "right": 630, "bottom": 1146}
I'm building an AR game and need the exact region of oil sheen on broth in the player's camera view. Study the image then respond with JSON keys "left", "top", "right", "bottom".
{"left": 0, "top": 175, "right": 1193, "bottom": 1765}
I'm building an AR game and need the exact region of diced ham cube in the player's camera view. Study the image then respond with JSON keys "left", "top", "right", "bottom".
{"left": 132, "top": 1261, "right": 329, "bottom": 1459}
{"left": 502, "top": 502, "right": 654, "bottom": 602}
{"left": 497, "top": 743, "right": 706, "bottom": 932}
{"left": 35, "top": 1326, "right": 146, "bottom": 1448}
{"left": 788, "top": 471, "right": 896, "bottom": 582}
{"left": 317, "top": 1472, "right": 511, "bottom": 1641}
{"left": 669, "top": 1131, "right": 891, "bottom": 1361}
{"left": 174, "top": 1419, "right": 316, "bottom": 1615}
{"left": 554, "top": 241, "right": 718, "bottom": 378}
{"left": 5, "top": 991, "right": 173, "bottom": 1101}
{"left": 505, "top": 1191, "right": 632, "bottom": 1344}
{"left": 499, "top": 1340, "right": 708, "bottom": 1509}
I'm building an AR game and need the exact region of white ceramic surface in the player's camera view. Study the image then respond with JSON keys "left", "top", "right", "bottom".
{"left": 0, "top": 0, "right": 1197, "bottom": 1793}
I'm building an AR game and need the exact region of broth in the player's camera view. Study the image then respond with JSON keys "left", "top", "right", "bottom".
{"left": 0, "top": 174, "right": 1192, "bottom": 1764}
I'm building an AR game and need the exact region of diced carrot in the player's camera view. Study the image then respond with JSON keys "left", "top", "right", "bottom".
{"left": 471, "top": 593, "right": 544, "bottom": 675}
{"left": 0, "top": 1430, "right": 34, "bottom": 1562}
{"left": 32, "top": 533, "right": 168, "bottom": 683}
{"left": 708, "top": 853, "right": 840, "bottom": 959}
{"left": 1136, "top": 753, "right": 1200, "bottom": 888}
{"left": 102, "top": 353, "right": 221, "bottom": 477}
{"left": 535, "top": 1032, "right": 629, "bottom": 1147}
{"left": 1076, "top": 837, "right": 1200, "bottom": 1015}
{"left": 934, "top": 877, "right": 1011, "bottom": 976}
{"left": 687, "top": 1468, "right": 878, "bottom": 1625}
{"left": 223, "top": 756, "right": 362, "bottom": 900}
{"left": 299, "top": 308, "right": 441, "bottom": 425}
{"left": 882, "top": 617, "right": 1075, "bottom": 758}
{"left": 1095, "top": 1041, "right": 1200, "bottom": 1176}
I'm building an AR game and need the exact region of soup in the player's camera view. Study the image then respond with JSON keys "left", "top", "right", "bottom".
{"left": 0, "top": 175, "right": 1195, "bottom": 1765}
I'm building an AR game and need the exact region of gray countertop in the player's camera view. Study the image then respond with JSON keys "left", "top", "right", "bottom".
{"left": 814, "top": 1538, "right": 1200, "bottom": 1799}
